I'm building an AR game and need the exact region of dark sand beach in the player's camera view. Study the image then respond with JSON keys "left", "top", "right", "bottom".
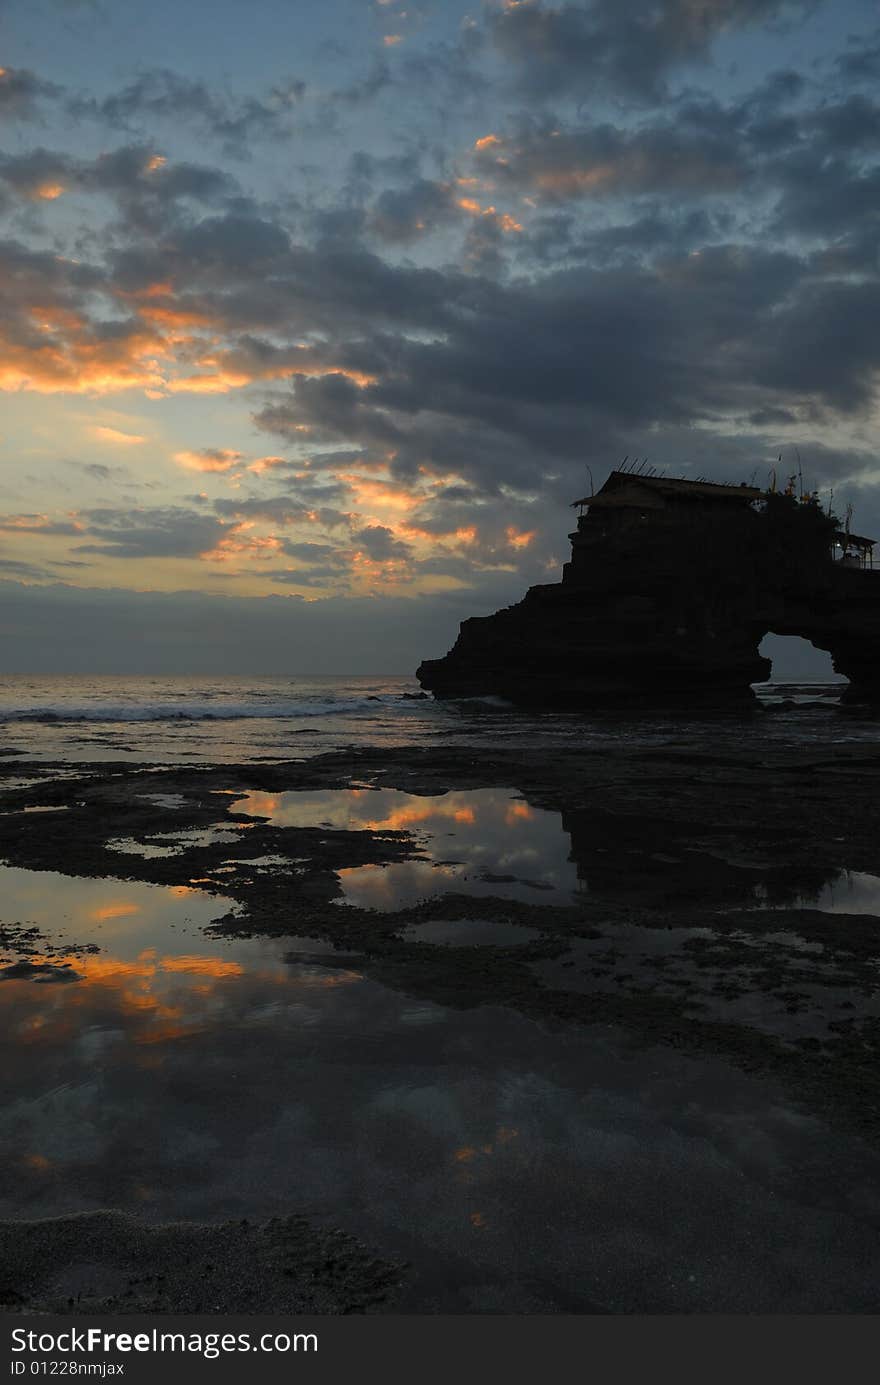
{"left": 2, "top": 683, "right": 880, "bottom": 1313}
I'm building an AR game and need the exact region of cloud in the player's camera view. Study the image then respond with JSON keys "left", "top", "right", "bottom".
{"left": 68, "top": 69, "right": 307, "bottom": 155}
{"left": 835, "top": 29, "right": 880, "bottom": 82}
{"left": 0, "top": 513, "right": 83, "bottom": 536}
{"left": 0, "top": 144, "right": 236, "bottom": 218}
{"left": 1, "top": 14, "right": 879, "bottom": 616}
{"left": 349, "top": 524, "right": 412, "bottom": 559}
{"left": 0, "top": 558, "right": 58, "bottom": 579}
{"left": 174, "top": 448, "right": 244, "bottom": 473}
{"left": 370, "top": 179, "right": 462, "bottom": 241}
{"left": 0, "top": 66, "right": 61, "bottom": 120}
{"left": 72, "top": 462, "right": 132, "bottom": 482}
{"left": 472, "top": 120, "right": 748, "bottom": 203}
{"left": 73, "top": 506, "right": 231, "bottom": 559}
{"left": 486, "top": 0, "right": 814, "bottom": 101}
{"left": 92, "top": 425, "right": 146, "bottom": 445}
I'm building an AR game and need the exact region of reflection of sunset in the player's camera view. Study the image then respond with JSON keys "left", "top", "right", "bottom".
{"left": 452, "top": 1127, "right": 519, "bottom": 1168}
{"left": 229, "top": 787, "right": 578, "bottom": 910}
{"left": 91, "top": 901, "right": 140, "bottom": 921}
{"left": 160, "top": 956, "right": 243, "bottom": 977}
{"left": 0, "top": 939, "right": 361, "bottom": 1059}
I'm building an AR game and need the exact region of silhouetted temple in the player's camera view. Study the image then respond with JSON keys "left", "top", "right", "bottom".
{"left": 417, "top": 468, "right": 880, "bottom": 707}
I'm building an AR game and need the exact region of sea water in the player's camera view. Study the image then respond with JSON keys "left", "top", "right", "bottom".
{"left": 0, "top": 672, "right": 866, "bottom": 764}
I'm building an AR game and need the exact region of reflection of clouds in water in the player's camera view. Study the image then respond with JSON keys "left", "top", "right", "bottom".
{"left": 3, "top": 897, "right": 880, "bottom": 1310}
{"left": 230, "top": 788, "right": 579, "bottom": 909}
{"left": 791, "top": 871, "right": 880, "bottom": 915}
{"left": 0, "top": 865, "right": 235, "bottom": 954}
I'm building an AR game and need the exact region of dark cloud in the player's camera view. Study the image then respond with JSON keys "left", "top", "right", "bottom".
{"left": 809, "top": 95, "right": 880, "bottom": 150}
{"left": 77, "top": 463, "right": 125, "bottom": 481}
{"left": 74, "top": 507, "right": 230, "bottom": 559}
{"left": 486, "top": 0, "right": 814, "bottom": 101}
{"left": 473, "top": 120, "right": 748, "bottom": 203}
{"left": 0, "top": 67, "right": 61, "bottom": 120}
{"left": 0, "top": 558, "right": 56, "bottom": 579}
{"left": 350, "top": 524, "right": 411, "bottom": 559}
{"left": 370, "top": 179, "right": 462, "bottom": 241}
{"left": 173, "top": 214, "right": 290, "bottom": 269}
{"left": 834, "top": 30, "right": 880, "bottom": 82}
{"left": 332, "top": 58, "right": 393, "bottom": 107}
{"left": 281, "top": 540, "right": 342, "bottom": 561}
{"left": 68, "top": 69, "right": 306, "bottom": 155}
{"left": 0, "top": 144, "right": 236, "bottom": 238}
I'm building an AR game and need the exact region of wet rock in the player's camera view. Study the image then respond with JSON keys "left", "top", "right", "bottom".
{"left": 0, "top": 1209, "right": 404, "bottom": 1315}
{"left": 1, "top": 960, "right": 82, "bottom": 983}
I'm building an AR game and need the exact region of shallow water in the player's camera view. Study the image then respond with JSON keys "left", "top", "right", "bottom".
{"left": 232, "top": 786, "right": 584, "bottom": 909}
{"left": 3, "top": 860, "right": 880, "bottom": 1310}
{"left": 4, "top": 735, "right": 880, "bottom": 1308}
{"left": 752, "top": 869, "right": 880, "bottom": 914}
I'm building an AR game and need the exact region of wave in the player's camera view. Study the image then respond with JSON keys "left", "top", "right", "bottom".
{"left": 0, "top": 696, "right": 429, "bottom": 724}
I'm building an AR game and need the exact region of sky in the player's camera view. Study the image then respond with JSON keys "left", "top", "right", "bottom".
{"left": 0, "top": 0, "right": 878, "bottom": 673}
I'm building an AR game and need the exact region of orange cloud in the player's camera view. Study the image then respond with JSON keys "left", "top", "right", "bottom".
{"left": 383, "top": 34, "right": 403, "bottom": 46}
{"left": 0, "top": 277, "right": 380, "bottom": 401}
{"left": 506, "top": 526, "right": 535, "bottom": 548}
{"left": 160, "top": 956, "right": 243, "bottom": 977}
{"left": 533, "top": 166, "right": 615, "bottom": 196}
{"left": 200, "top": 528, "right": 284, "bottom": 563}
{"left": 247, "top": 455, "right": 290, "bottom": 474}
{"left": 342, "top": 476, "right": 423, "bottom": 513}
{"left": 474, "top": 135, "right": 501, "bottom": 152}
{"left": 92, "top": 425, "right": 146, "bottom": 446}
{"left": 136, "top": 302, "right": 217, "bottom": 330}
{"left": 34, "top": 183, "right": 64, "bottom": 201}
{"left": 165, "top": 363, "right": 376, "bottom": 396}
{"left": 457, "top": 197, "right": 522, "bottom": 232}
{"left": 0, "top": 512, "right": 82, "bottom": 533}
{"left": 174, "top": 448, "right": 243, "bottom": 473}
{"left": 90, "top": 902, "right": 141, "bottom": 921}
{"left": 0, "top": 318, "right": 170, "bottom": 396}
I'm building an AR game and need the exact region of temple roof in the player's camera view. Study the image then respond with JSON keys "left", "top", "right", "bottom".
{"left": 572, "top": 472, "right": 764, "bottom": 508}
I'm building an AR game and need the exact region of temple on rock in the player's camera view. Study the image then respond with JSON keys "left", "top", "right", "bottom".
{"left": 567, "top": 471, "right": 875, "bottom": 574}
{"left": 416, "top": 467, "right": 880, "bottom": 708}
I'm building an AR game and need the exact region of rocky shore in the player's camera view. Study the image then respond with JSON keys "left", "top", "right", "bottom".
{"left": 3, "top": 726, "right": 880, "bottom": 1311}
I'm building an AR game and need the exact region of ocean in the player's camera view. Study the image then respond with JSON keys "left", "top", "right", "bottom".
{"left": 0, "top": 672, "right": 866, "bottom": 764}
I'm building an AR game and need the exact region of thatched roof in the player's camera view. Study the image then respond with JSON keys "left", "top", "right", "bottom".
{"left": 572, "top": 472, "right": 763, "bottom": 508}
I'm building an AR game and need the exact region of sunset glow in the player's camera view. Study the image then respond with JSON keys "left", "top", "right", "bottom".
{"left": 0, "top": 0, "right": 875, "bottom": 668}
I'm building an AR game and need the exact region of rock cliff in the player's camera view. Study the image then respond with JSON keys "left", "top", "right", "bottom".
{"left": 416, "top": 483, "right": 880, "bottom": 707}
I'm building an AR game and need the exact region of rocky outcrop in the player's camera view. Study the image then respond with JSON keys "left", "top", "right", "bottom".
{"left": 417, "top": 492, "right": 880, "bottom": 707}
